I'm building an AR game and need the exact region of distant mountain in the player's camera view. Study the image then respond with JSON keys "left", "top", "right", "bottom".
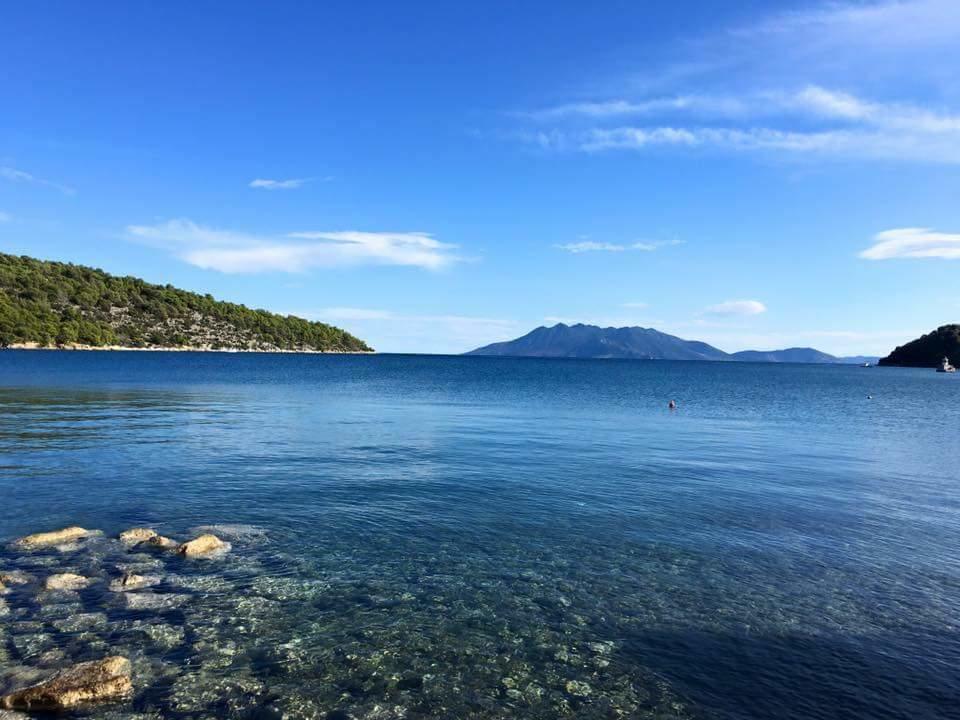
{"left": 0, "top": 252, "right": 371, "bottom": 352}
{"left": 729, "top": 347, "right": 837, "bottom": 364}
{"left": 466, "top": 323, "right": 729, "bottom": 361}
{"left": 466, "top": 323, "right": 878, "bottom": 364}
{"left": 834, "top": 355, "right": 882, "bottom": 365}
{"left": 879, "top": 325, "right": 960, "bottom": 368}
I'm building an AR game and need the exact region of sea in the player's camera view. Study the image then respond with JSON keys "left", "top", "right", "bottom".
{"left": 0, "top": 350, "right": 958, "bottom": 719}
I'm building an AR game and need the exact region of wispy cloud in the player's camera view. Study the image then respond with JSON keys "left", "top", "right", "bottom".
{"left": 514, "top": 0, "right": 960, "bottom": 165}
{"left": 249, "top": 177, "right": 318, "bottom": 190}
{"left": 125, "top": 219, "right": 461, "bottom": 273}
{"left": 0, "top": 166, "right": 75, "bottom": 195}
{"left": 860, "top": 227, "right": 960, "bottom": 260}
{"left": 0, "top": 211, "right": 11, "bottom": 223}
{"left": 523, "top": 86, "right": 960, "bottom": 163}
{"left": 556, "top": 239, "right": 682, "bottom": 253}
{"left": 704, "top": 300, "right": 767, "bottom": 316}
{"left": 521, "top": 96, "right": 749, "bottom": 122}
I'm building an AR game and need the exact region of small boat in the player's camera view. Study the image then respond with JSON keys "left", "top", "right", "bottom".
{"left": 937, "top": 357, "right": 956, "bottom": 373}
{"left": 861, "top": 362, "right": 872, "bottom": 368}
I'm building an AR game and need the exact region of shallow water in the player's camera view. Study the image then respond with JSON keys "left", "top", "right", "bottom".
{"left": 1, "top": 351, "right": 958, "bottom": 719}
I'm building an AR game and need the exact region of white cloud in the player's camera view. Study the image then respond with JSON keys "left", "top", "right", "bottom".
{"left": 521, "top": 96, "right": 749, "bottom": 121}
{"left": 525, "top": 86, "right": 960, "bottom": 163}
{"left": 860, "top": 227, "right": 960, "bottom": 260}
{"left": 515, "top": 0, "right": 960, "bottom": 165}
{"left": 556, "top": 239, "right": 681, "bottom": 253}
{"left": 704, "top": 300, "right": 767, "bottom": 316}
{"left": 735, "top": 0, "right": 960, "bottom": 56}
{"left": 0, "top": 166, "right": 75, "bottom": 195}
{"left": 125, "top": 219, "right": 460, "bottom": 273}
{"left": 249, "top": 178, "right": 314, "bottom": 190}
{"left": 303, "top": 308, "right": 519, "bottom": 354}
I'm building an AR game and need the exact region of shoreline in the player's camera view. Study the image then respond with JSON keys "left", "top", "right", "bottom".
{"left": 2, "top": 343, "right": 375, "bottom": 355}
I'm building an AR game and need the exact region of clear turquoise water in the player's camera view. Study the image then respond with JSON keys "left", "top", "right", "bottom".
{"left": 1, "top": 351, "right": 958, "bottom": 719}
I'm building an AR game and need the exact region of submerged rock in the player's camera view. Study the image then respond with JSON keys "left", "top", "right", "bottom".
{"left": 168, "top": 672, "right": 264, "bottom": 713}
{"left": 177, "top": 534, "right": 228, "bottom": 557}
{"left": 44, "top": 573, "right": 91, "bottom": 591}
{"left": 51, "top": 613, "right": 108, "bottom": 633}
{"left": 12, "top": 527, "right": 92, "bottom": 550}
{"left": 109, "top": 573, "right": 161, "bottom": 593}
{"left": 0, "top": 572, "right": 32, "bottom": 587}
{"left": 122, "top": 621, "right": 185, "bottom": 651}
{"left": 189, "top": 524, "right": 267, "bottom": 541}
{"left": 124, "top": 592, "right": 188, "bottom": 612}
{"left": 0, "top": 656, "right": 132, "bottom": 711}
{"left": 119, "top": 528, "right": 158, "bottom": 545}
{"left": 565, "top": 680, "right": 592, "bottom": 698}
{"left": 0, "top": 708, "right": 30, "bottom": 719}
{"left": 143, "top": 535, "right": 178, "bottom": 551}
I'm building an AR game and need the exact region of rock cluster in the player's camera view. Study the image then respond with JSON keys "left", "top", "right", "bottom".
{"left": 1, "top": 525, "right": 232, "bottom": 714}
{"left": 1, "top": 522, "right": 686, "bottom": 719}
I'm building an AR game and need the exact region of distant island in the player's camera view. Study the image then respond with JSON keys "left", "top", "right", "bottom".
{"left": 879, "top": 325, "right": 960, "bottom": 368}
{"left": 0, "top": 253, "right": 371, "bottom": 352}
{"left": 466, "top": 323, "right": 879, "bottom": 364}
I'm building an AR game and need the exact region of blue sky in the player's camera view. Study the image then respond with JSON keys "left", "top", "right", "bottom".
{"left": 2, "top": 0, "right": 959, "bottom": 355}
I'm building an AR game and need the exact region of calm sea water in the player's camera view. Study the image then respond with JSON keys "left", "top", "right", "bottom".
{"left": 1, "top": 351, "right": 958, "bottom": 719}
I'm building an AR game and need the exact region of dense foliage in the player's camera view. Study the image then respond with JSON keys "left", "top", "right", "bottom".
{"left": 879, "top": 325, "right": 960, "bottom": 367}
{"left": 0, "top": 253, "right": 372, "bottom": 352}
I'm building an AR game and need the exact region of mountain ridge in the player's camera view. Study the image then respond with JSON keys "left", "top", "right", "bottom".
{"left": 466, "top": 323, "right": 877, "bottom": 364}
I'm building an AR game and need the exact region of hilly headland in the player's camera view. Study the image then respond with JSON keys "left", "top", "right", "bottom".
{"left": 0, "top": 253, "right": 371, "bottom": 353}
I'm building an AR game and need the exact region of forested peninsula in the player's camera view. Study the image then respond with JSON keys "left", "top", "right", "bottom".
{"left": 0, "top": 253, "right": 371, "bottom": 352}
{"left": 879, "top": 325, "right": 960, "bottom": 368}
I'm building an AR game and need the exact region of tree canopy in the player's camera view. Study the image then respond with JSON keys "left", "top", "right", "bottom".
{"left": 0, "top": 252, "right": 372, "bottom": 352}
{"left": 879, "top": 325, "right": 960, "bottom": 368}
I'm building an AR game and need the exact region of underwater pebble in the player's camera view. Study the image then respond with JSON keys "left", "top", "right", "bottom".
{"left": 124, "top": 592, "right": 189, "bottom": 611}
{"left": 189, "top": 524, "right": 268, "bottom": 541}
{"left": 168, "top": 672, "right": 265, "bottom": 713}
{"left": 52, "top": 612, "right": 108, "bottom": 633}
{"left": 565, "top": 679, "right": 592, "bottom": 698}
{"left": 123, "top": 621, "right": 185, "bottom": 651}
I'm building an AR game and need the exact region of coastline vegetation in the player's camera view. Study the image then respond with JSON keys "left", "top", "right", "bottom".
{"left": 879, "top": 325, "right": 960, "bottom": 368}
{"left": 0, "top": 252, "right": 372, "bottom": 352}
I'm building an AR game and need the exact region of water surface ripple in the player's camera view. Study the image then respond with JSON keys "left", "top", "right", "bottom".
{"left": 0, "top": 351, "right": 958, "bottom": 719}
